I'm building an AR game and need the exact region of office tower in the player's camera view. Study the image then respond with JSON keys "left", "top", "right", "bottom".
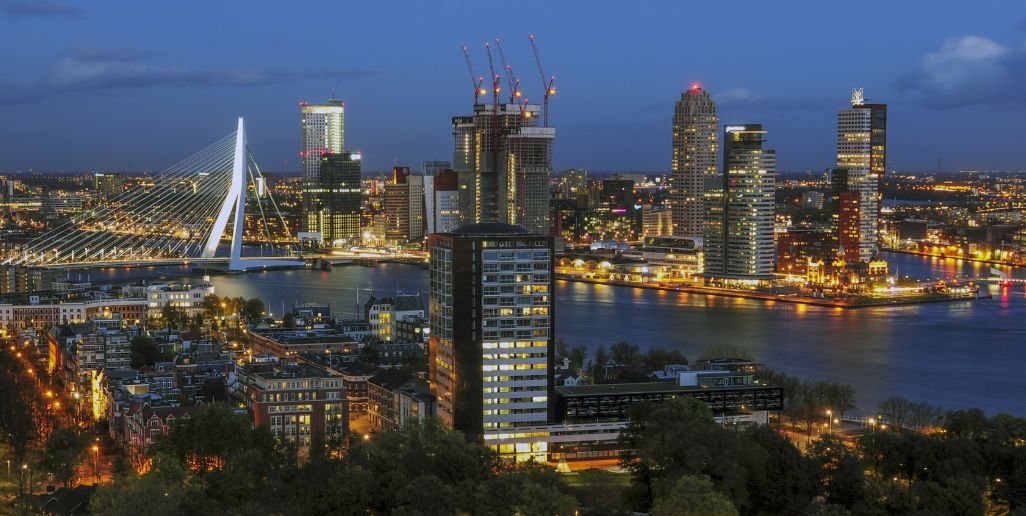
{"left": 829, "top": 168, "right": 861, "bottom": 263}
{"left": 427, "top": 170, "right": 461, "bottom": 235}
{"left": 301, "top": 99, "right": 346, "bottom": 236}
{"left": 93, "top": 173, "right": 123, "bottom": 199}
{"left": 703, "top": 124, "right": 776, "bottom": 281}
{"left": 452, "top": 103, "right": 554, "bottom": 234}
{"left": 554, "top": 168, "right": 588, "bottom": 206}
{"left": 422, "top": 160, "right": 452, "bottom": 235}
{"left": 599, "top": 177, "right": 635, "bottom": 210}
{"left": 836, "top": 89, "right": 886, "bottom": 262}
{"left": 671, "top": 85, "right": 719, "bottom": 237}
{"left": 427, "top": 223, "right": 554, "bottom": 443}
{"left": 312, "top": 153, "right": 363, "bottom": 246}
{"left": 451, "top": 116, "right": 476, "bottom": 225}
{"left": 384, "top": 167, "right": 425, "bottom": 245}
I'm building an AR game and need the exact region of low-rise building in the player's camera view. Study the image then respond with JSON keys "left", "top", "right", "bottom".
{"left": 248, "top": 329, "right": 359, "bottom": 357}
{"left": 240, "top": 361, "right": 347, "bottom": 454}
{"left": 367, "top": 369, "right": 434, "bottom": 431}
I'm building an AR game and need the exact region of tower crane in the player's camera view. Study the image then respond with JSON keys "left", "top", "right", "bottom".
{"left": 462, "top": 46, "right": 486, "bottom": 105}
{"left": 494, "top": 38, "right": 522, "bottom": 104}
{"left": 484, "top": 42, "right": 501, "bottom": 105}
{"left": 529, "top": 34, "right": 556, "bottom": 127}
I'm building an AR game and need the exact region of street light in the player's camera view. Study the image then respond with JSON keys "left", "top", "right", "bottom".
{"left": 91, "top": 444, "right": 100, "bottom": 483}
{"left": 826, "top": 409, "right": 833, "bottom": 434}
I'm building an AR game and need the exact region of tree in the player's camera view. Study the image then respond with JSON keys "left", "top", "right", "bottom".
{"left": 39, "top": 427, "right": 87, "bottom": 488}
{"left": 281, "top": 312, "right": 296, "bottom": 329}
{"left": 200, "top": 294, "right": 222, "bottom": 319}
{"left": 567, "top": 344, "right": 588, "bottom": 371}
{"left": 242, "top": 298, "right": 266, "bottom": 322}
{"left": 90, "top": 456, "right": 207, "bottom": 516}
{"left": 610, "top": 341, "right": 642, "bottom": 366}
{"left": 130, "top": 335, "right": 160, "bottom": 368}
{"left": 878, "top": 396, "right": 914, "bottom": 430}
{"left": 650, "top": 475, "right": 738, "bottom": 516}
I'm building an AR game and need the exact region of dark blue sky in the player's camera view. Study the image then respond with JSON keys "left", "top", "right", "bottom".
{"left": 1, "top": 0, "right": 1025, "bottom": 173}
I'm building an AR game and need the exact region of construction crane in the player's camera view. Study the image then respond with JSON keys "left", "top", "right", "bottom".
{"left": 484, "top": 42, "right": 501, "bottom": 105}
{"left": 462, "top": 46, "right": 486, "bottom": 105}
{"left": 529, "top": 34, "right": 557, "bottom": 127}
{"left": 494, "top": 37, "right": 522, "bottom": 104}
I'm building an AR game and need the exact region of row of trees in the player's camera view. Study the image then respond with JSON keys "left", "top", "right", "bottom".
{"left": 1, "top": 345, "right": 91, "bottom": 502}
{"left": 621, "top": 396, "right": 1026, "bottom": 514}
{"left": 758, "top": 369, "right": 856, "bottom": 441}
{"left": 92, "top": 405, "right": 577, "bottom": 515}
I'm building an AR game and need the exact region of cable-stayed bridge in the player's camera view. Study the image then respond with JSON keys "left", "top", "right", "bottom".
{"left": 2, "top": 118, "right": 303, "bottom": 272}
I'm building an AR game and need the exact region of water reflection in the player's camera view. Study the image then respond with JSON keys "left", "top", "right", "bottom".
{"left": 92, "top": 252, "right": 1024, "bottom": 415}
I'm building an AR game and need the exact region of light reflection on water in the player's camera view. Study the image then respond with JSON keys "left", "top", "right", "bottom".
{"left": 92, "top": 253, "right": 1025, "bottom": 415}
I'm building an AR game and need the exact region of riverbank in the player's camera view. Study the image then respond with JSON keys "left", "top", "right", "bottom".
{"left": 554, "top": 274, "right": 990, "bottom": 309}
{"left": 883, "top": 248, "right": 1021, "bottom": 270}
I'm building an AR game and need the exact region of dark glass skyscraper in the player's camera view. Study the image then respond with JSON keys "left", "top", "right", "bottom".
{"left": 313, "top": 152, "right": 362, "bottom": 246}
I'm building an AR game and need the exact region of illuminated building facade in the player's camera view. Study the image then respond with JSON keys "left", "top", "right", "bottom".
{"left": 383, "top": 167, "right": 425, "bottom": 245}
{"left": 428, "top": 223, "right": 554, "bottom": 450}
{"left": 452, "top": 103, "right": 554, "bottom": 234}
{"left": 427, "top": 169, "right": 461, "bottom": 235}
{"left": 309, "top": 153, "right": 362, "bottom": 246}
{"left": 242, "top": 361, "right": 346, "bottom": 455}
{"left": 836, "top": 89, "right": 886, "bottom": 262}
{"left": 300, "top": 99, "right": 346, "bottom": 236}
{"left": 703, "top": 124, "right": 776, "bottom": 281}
{"left": 671, "top": 86, "right": 719, "bottom": 237}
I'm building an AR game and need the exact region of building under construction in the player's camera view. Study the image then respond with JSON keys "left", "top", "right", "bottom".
{"left": 451, "top": 38, "right": 556, "bottom": 235}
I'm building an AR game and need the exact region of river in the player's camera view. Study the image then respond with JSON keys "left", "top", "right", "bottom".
{"left": 81, "top": 252, "right": 1026, "bottom": 416}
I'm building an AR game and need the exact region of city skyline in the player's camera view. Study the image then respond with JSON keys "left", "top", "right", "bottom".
{"left": 1, "top": 1, "right": 1025, "bottom": 173}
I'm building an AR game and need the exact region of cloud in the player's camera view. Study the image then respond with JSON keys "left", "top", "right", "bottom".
{"left": 897, "top": 35, "right": 1026, "bottom": 109}
{"left": 0, "top": 0, "right": 84, "bottom": 18}
{"left": 0, "top": 49, "right": 379, "bottom": 106}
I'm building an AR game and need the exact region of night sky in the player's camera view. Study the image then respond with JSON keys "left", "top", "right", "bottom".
{"left": 1, "top": 0, "right": 1025, "bottom": 174}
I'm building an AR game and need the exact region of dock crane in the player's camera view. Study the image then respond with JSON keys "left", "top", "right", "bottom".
{"left": 529, "top": 34, "right": 556, "bottom": 127}
{"left": 462, "top": 46, "right": 486, "bottom": 105}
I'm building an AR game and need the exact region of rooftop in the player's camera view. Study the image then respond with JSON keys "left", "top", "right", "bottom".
{"left": 556, "top": 379, "right": 777, "bottom": 398}
{"left": 450, "top": 222, "right": 530, "bottom": 236}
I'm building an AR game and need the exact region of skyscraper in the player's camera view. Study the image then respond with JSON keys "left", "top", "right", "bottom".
{"left": 300, "top": 99, "right": 346, "bottom": 237}
{"left": 452, "top": 103, "right": 554, "bottom": 234}
{"left": 427, "top": 223, "right": 554, "bottom": 443}
{"left": 315, "top": 153, "right": 363, "bottom": 246}
{"left": 671, "top": 85, "right": 719, "bottom": 237}
{"left": 836, "top": 89, "right": 886, "bottom": 262}
{"left": 422, "top": 160, "right": 453, "bottom": 235}
{"left": 383, "top": 167, "right": 425, "bottom": 245}
{"left": 427, "top": 169, "right": 461, "bottom": 235}
{"left": 703, "top": 124, "right": 776, "bottom": 282}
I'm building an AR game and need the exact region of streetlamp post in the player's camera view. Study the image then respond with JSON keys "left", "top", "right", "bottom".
{"left": 91, "top": 444, "right": 100, "bottom": 483}
{"left": 826, "top": 409, "right": 833, "bottom": 434}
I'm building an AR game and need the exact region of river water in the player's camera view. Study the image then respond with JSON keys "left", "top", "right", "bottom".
{"left": 84, "top": 252, "right": 1026, "bottom": 416}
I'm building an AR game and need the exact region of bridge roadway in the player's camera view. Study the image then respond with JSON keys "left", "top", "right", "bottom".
{"left": 31, "top": 251, "right": 429, "bottom": 270}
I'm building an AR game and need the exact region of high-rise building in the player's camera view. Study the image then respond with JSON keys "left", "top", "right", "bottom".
{"left": 383, "top": 167, "right": 425, "bottom": 245}
{"left": 301, "top": 99, "right": 346, "bottom": 236}
{"left": 836, "top": 89, "right": 886, "bottom": 262}
{"left": 452, "top": 116, "right": 476, "bottom": 226}
{"left": 703, "top": 124, "right": 776, "bottom": 281}
{"left": 452, "top": 103, "right": 554, "bottom": 234}
{"left": 311, "top": 153, "right": 363, "bottom": 246}
{"left": 427, "top": 223, "right": 554, "bottom": 443}
{"left": 93, "top": 173, "right": 123, "bottom": 199}
{"left": 427, "top": 169, "right": 461, "bottom": 235}
{"left": 423, "top": 160, "right": 452, "bottom": 235}
{"left": 671, "top": 85, "right": 719, "bottom": 237}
